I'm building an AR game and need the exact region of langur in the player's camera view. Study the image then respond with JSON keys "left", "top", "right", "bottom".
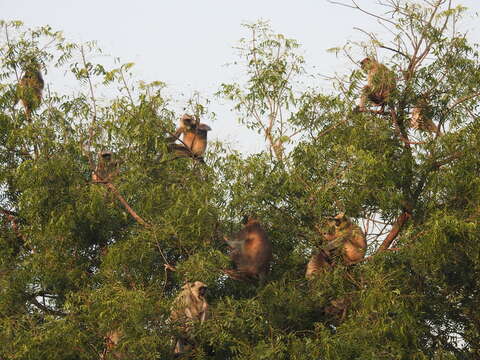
{"left": 170, "top": 281, "right": 209, "bottom": 355}
{"left": 92, "top": 151, "right": 118, "bottom": 183}
{"left": 223, "top": 216, "right": 273, "bottom": 284}
{"left": 305, "top": 250, "right": 331, "bottom": 280}
{"left": 358, "top": 57, "right": 396, "bottom": 111}
{"left": 410, "top": 96, "right": 439, "bottom": 133}
{"left": 306, "top": 213, "right": 366, "bottom": 279}
{"left": 322, "top": 213, "right": 367, "bottom": 265}
{"left": 168, "top": 114, "right": 212, "bottom": 160}
{"left": 17, "top": 61, "right": 44, "bottom": 119}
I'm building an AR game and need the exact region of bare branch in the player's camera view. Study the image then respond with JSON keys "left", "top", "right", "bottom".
{"left": 377, "top": 211, "right": 411, "bottom": 252}
{"left": 328, "top": 0, "right": 396, "bottom": 25}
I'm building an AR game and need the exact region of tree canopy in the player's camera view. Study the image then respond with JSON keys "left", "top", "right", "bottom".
{"left": 1, "top": 1, "right": 480, "bottom": 359}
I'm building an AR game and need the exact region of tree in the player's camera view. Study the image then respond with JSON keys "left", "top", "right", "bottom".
{"left": 1, "top": 0, "right": 480, "bottom": 359}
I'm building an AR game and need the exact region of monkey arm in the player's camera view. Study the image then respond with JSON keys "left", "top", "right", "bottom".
{"left": 200, "top": 302, "right": 209, "bottom": 323}
{"left": 322, "top": 233, "right": 349, "bottom": 251}
{"left": 166, "top": 128, "right": 184, "bottom": 144}
{"left": 184, "top": 307, "right": 193, "bottom": 320}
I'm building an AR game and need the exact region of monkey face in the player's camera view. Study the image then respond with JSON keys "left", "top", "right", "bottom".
{"left": 198, "top": 285, "right": 207, "bottom": 297}
{"left": 323, "top": 213, "right": 348, "bottom": 238}
{"left": 322, "top": 219, "right": 337, "bottom": 238}
{"left": 180, "top": 114, "right": 198, "bottom": 129}
{"left": 360, "top": 57, "right": 372, "bottom": 70}
{"left": 188, "top": 281, "right": 208, "bottom": 298}
{"left": 100, "top": 151, "right": 112, "bottom": 160}
{"left": 332, "top": 213, "right": 352, "bottom": 231}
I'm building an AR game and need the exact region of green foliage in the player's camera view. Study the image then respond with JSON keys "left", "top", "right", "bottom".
{"left": 1, "top": 1, "right": 480, "bottom": 359}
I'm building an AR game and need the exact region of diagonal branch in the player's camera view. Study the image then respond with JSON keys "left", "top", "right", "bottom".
{"left": 103, "top": 182, "right": 151, "bottom": 228}
{"left": 377, "top": 211, "right": 411, "bottom": 252}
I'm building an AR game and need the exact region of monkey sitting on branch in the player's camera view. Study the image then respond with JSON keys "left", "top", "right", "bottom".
{"left": 92, "top": 151, "right": 119, "bottom": 183}
{"left": 223, "top": 216, "right": 273, "bottom": 285}
{"left": 17, "top": 60, "right": 44, "bottom": 119}
{"left": 306, "top": 213, "right": 366, "bottom": 279}
{"left": 358, "top": 57, "right": 396, "bottom": 112}
{"left": 410, "top": 96, "right": 440, "bottom": 133}
{"left": 170, "top": 281, "right": 209, "bottom": 355}
{"left": 168, "top": 114, "right": 212, "bottom": 161}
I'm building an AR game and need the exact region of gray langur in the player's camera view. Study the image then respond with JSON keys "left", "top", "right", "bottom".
{"left": 170, "top": 281, "right": 209, "bottom": 355}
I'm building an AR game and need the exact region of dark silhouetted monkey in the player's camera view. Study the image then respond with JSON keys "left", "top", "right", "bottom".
{"left": 17, "top": 61, "right": 44, "bottom": 118}
{"left": 358, "top": 57, "right": 396, "bottom": 111}
{"left": 92, "top": 151, "right": 119, "bottom": 183}
{"left": 224, "top": 216, "right": 273, "bottom": 284}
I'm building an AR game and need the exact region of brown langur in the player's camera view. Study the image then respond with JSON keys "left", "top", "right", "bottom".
{"left": 410, "top": 96, "right": 440, "bottom": 133}
{"left": 17, "top": 61, "right": 44, "bottom": 119}
{"left": 168, "top": 114, "right": 212, "bottom": 160}
{"left": 358, "top": 57, "right": 396, "bottom": 112}
{"left": 170, "top": 281, "right": 209, "bottom": 355}
{"left": 92, "top": 151, "right": 119, "bottom": 183}
{"left": 306, "top": 213, "right": 366, "bottom": 279}
{"left": 223, "top": 216, "right": 273, "bottom": 284}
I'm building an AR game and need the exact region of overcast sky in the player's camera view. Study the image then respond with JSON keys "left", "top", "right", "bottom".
{"left": 1, "top": 0, "right": 479, "bottom": 153}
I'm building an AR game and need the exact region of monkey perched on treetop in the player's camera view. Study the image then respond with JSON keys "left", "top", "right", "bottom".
{"left": 17, "top": 61, "right": 44, "bottom": 119}
{"left": 170, "top": 281, "right": 209, "bottom": 355}
{"left": 358, "top": 57, "right": 396, "bottom": 112}
{"left": 306, "top": 213, "right": 366, "bottom": 279}
{"left": 223, "top": 216, "right": 273, "bottom": 284}
{"left": 92, "top": 151, "right": 119, "bottom": 183}
{"left": 168, "top": 114, "right": 212, "bottom": 160}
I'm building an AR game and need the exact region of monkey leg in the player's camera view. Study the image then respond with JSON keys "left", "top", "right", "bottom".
{"left": 306, "top": 250, "right": 332, "bottom": 279}
{"left": 168, "top": 144, "right": 205, "bottom": 163}
{"left": 168, "top": 144, "right": 191, "bottom": 157}
{"left": 174, "top": 336, "right": 193, "bottom": 355}
{"left": 358, "top": 86, "right": 370, "bottom": 111}
{"left": 325, "top": 297, "right": 349, "bottom": 321}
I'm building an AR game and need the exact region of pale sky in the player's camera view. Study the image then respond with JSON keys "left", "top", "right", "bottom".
{"left": 1, "top": 0, "right": 479, "bottom": 153}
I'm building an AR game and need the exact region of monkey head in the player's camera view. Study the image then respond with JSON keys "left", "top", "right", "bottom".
{"left": 183, "top": 281, "right": 208, "bottom": 299}
{"left": 360, "top": 57, "right": 372, "bottom": 70}
{"left": 180, "top": 114, "right": 199, "bottom": 130}
{"left": 100, "top": 151, "right": 113, "bottom": 160}
{"left": 241, "top": 214, "right": 261, "bottom": 226}
{"left": 322, "top": 213, "right": 349, "bottom": 240}
{"left": 241, "top": 214, "right": 249, "bottom": 225}
{"left": 22, "top": 59, "right": 42, "bottom": 74}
